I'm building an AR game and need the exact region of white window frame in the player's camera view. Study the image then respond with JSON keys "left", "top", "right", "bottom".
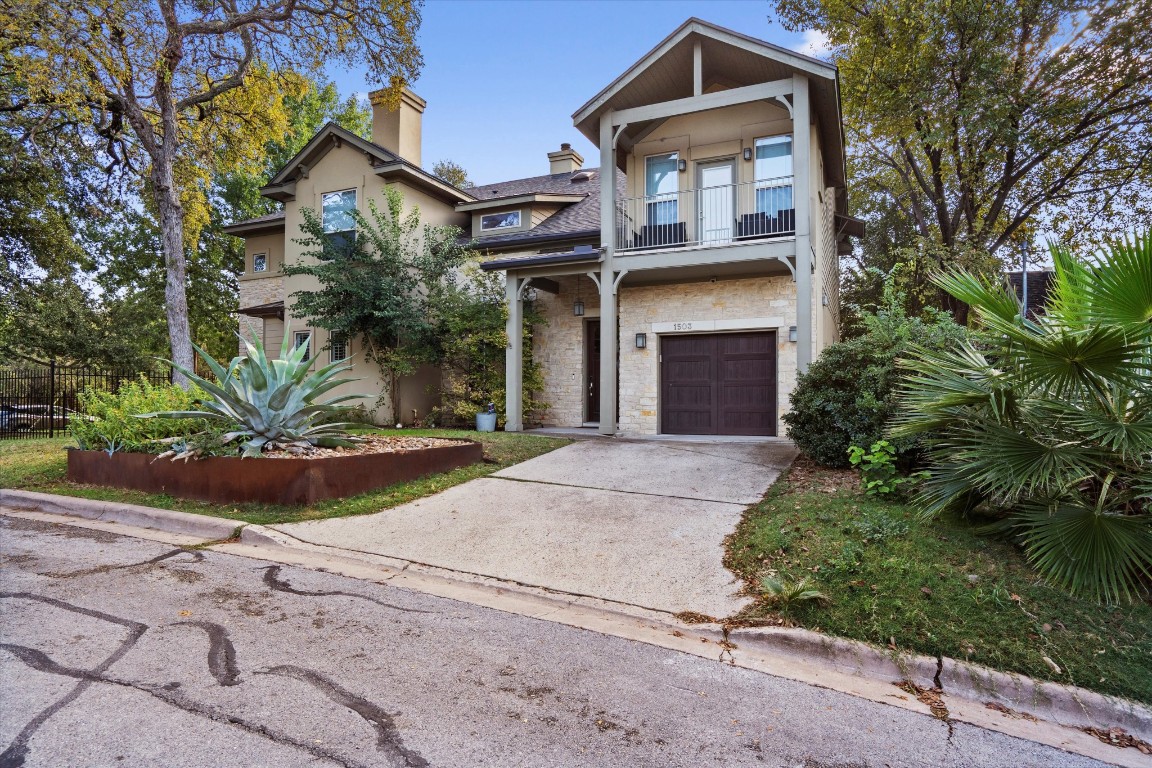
{"left": 293, "top": 331, "right": 312, "bottom": 361}
{"left": 480, "top": 210, "right": 522, "bottom": 231}
{"left": 329, "top": 334, "right": 348, "bottom": 363}
{"left": 252, "top": 252, "right": 268, "bottom": 273}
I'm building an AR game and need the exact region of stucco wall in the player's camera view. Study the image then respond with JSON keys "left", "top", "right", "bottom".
{"left": 615, "top": 276, "right": 798, "bottom": 436}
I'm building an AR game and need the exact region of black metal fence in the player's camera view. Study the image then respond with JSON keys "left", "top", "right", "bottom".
{"left": 0, "top": 362, "right": 170, "bottom": 440}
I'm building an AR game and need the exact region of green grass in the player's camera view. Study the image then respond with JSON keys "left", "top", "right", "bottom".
{"left": 724, "top": 462, "right": 1152, "bottom": 704}
{"left": 0, "top": 430, "right": 568, "bottom": 526}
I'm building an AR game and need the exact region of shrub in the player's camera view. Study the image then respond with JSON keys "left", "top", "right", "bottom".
{"left": 893, "top": 234, "right": 1152, "bottom": 602}
{"left": 784, "top": 282, "right": 965, "bottom": 467}
{"left": 847, "top": 440, "right": 928, "bottom": 499}
{"left": 70, "top": 378, "right": 205, "bottom": 454}
{"left": 433, "top": 265, "right": 546, "bottom": 427}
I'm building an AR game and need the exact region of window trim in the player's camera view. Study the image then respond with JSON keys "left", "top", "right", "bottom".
{"left": 480, "top": 209, "right": 522, "bottom": 232}
{"left": 293, "top": 331, "right": 312, "bottom": 362}
{"left": 329, "top": 334, "right": 348, "bottom": 363}
{"left": 252, "top": 252, "right": 268, "bottom": 273}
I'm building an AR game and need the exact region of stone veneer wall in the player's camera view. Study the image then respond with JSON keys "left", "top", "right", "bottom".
{"left": 529, "top": 274, "right": 601, "bottom": 427}
{"left": 616, "top": 276, "right": 798, "bottom": 436}
{"left": 237, "top": 276, "right": 283, "bottom": 353}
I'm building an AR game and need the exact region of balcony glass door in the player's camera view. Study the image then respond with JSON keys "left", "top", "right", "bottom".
{"left": 697, "top": 159, "right": 735, "bottom": 245}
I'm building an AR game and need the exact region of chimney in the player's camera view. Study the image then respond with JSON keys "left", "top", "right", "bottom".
{"left": 369, "top": 87, "right": 426, "bottom": 166}
{"left": 548, "top": 142, "right": 584, "bottom": 174}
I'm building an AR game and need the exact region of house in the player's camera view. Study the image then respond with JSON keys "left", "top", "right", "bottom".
{"left": 223, "top": 89, "right": 474, "bottom": 424}
{"left": 1006, "top": 269, "right": 1054, "bottom": 319}
{"left": 482, "top": 18, "right": 862, "bottom": 436}
{"left": 224, "top": 17, "right": 862, "bottom": 434}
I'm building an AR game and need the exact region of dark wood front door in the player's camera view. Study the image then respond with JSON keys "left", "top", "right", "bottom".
{"left": 660, "top": 332, "right": 777, "bottom": 436}
{"left": 586, "top": 320, "right": 600, "bottom": 422}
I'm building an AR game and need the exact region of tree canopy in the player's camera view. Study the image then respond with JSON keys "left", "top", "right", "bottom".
{"left": 3, "top": 0, "right": 422, "bottom": 382}
{"left": 776, "top": 0, "right": 1152, "bottom": 318}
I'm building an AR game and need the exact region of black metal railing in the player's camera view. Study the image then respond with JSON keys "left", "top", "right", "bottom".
{"left": 0, "top": 362, "right": 170, "bottom": 440}
{"left": 616, "top": 176, "right": 796, "bottom": 252}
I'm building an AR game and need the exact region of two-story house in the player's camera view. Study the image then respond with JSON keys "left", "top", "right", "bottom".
{"left": 225, "top": 17, "right": 861, "bottom": 434}
{"left": 483, "top": 18, "right": 861, "bottom": 436}
{"left": 224, "top": 89, "right": 474, "bottom": 423}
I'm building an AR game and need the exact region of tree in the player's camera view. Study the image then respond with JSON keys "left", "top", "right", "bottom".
{"left": 286, "top": 187, "right": 471, "bottom": 420}
{"left": 893, "top": 233, "right": 1152, "bottom": 602}
{"left": 431, "top": 159, "right": 473, "bottom": 189}
{"left": 4, "top": 0, "right": 422, "bottom": 384}
{"left": 777, "top": 0, "right": 1152, "bottom": 317}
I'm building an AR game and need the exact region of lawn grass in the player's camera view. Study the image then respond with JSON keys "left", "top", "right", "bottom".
{"left": 0, "top": 430, "right": 568, "bottom": 526}
{"left": 724, "top": 460, "right": 1152, "bottom": 705}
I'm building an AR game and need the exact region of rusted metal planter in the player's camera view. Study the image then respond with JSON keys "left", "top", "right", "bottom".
{"left": 66, "top": 441, "right": 483, "bottom": 506}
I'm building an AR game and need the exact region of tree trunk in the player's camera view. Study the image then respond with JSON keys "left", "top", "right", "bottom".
{"left": 152, "top": 134, "right": 195, "bottom": 387}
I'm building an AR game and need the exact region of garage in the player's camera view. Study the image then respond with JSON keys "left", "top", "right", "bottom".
{"left": 659, "top": 332, "right": 777, "bottom": 436}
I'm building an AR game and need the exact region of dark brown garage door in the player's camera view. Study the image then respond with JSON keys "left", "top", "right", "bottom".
{"left": 660, "top": 332, "right": 777, "bottom": 436}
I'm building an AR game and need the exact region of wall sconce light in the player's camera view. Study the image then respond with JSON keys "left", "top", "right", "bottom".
{"left": 788, "top": 325, "right": 798, "bottom": 342}
{"left": 743, "top": 147, "right": 753, "bottom": 161}
{"left": 677, "top": 159, "right": 687, "bottom": 173}
{"left": 822, "top": 291, "right": 829, "bottom": 307}
{"left": 573, "top": 298, "right": 585, "bottom": 316}
{"left": 524, "top": 287, "right": 538, "bottom": 302}
{"left": 635, "top": 332, "right": 647, "bottom": 349}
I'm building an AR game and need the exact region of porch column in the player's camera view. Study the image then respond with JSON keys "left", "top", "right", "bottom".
{"left": 504, "top": 273, "right": 523, "bottom": 432}
{"left": 598, "top": 112, "right": 618, "bottom": 435}
{"left": 792, "top": 74, "right": 813, "bottom": 373}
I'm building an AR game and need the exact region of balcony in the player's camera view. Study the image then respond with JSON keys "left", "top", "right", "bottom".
{"left": 616, "top": 176, "right": 795, "bottom": 253}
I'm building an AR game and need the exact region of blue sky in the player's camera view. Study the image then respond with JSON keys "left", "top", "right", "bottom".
{"left": 325, "top": 1, "right": 829, "bottom": 185}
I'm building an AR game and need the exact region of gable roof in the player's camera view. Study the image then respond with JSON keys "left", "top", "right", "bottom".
{"left": 464, "top": 168, "right": 625, "bottom": 249}
{"left": 572, "top": 18, "right": 845, "bottom": 189}
{"left": 260, "top": 122, "right": 475, "bottom": 205}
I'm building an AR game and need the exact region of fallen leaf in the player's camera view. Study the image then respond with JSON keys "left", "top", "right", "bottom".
{"left": 920, "top": 587, "right": 933, "bottom": 596}
{"left": 178, "top": 610, "right": 191, "bottom": 616}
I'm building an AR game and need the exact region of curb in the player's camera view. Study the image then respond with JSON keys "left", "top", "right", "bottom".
{"left": 6, "top": 489, "right": 1151, "bottom": 750}
{"left": 729, "top": 626, "right": 1152, "bottom": 742}
{"left": 0, "top": 489, "right": 240, "bottom": 541}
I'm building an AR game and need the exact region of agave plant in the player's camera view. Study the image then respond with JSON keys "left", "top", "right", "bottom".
{"left": 892, "top": 233, "right": 1152, "bottom": 603}
{"left": 142, "top": 331, "right": 365, "bottom": 458}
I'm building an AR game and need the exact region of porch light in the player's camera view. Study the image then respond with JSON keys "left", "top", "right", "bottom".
{"left": 743, "top": 147, "right": 753, "bottom": 161}
{"left": 788, "top": 325, "right": 798, "bottom": 342}
{"left": 677, "top": 159, "right": 687, "bottom": 173}
{"left": 524, "top": 287, "right": 538, "bottom": 302}
{"left": 635, "top": 333, "right": 647, "bottom": 349}
{"left": 573, "top": 298, "right": 585, "bottom": 316}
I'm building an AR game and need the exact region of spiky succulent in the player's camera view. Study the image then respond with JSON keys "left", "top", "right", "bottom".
{"left": 141, "top": 330, "right": 365, "bottom": 458}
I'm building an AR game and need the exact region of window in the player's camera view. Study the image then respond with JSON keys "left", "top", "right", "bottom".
{"left": 754, "top": 136, "right": 793, "bottom": 217}
{"left": 644, "top": 153, "right": 679, "bottom": 226}
{"left": 294, "top": 331, "right": 312, "bottom": 361}
{"left": 322, "top": 189, "right": 357, "bottom": 252}
{"left": 252, "top": 253, "right": 267, "bottom": 273}
{"left": 480, "top": 210, "right": 521, "bottom": 231}
{"left": 329, "top": 334, "right": 348, "bottom": 363}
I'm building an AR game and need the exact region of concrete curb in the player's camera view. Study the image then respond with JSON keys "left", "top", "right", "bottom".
{"left": 729, "top": 626, "right": 1152, "bottom": 742}
{"left": 7, "top": 489, "right": 1151, "bottom": 750}
{"left": 0, "top": 489, "right": 241, "bottom": 541}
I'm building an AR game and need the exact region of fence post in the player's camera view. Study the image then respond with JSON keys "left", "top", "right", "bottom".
{"left": 48, "top": 359, "right": 56, "bottom": 438}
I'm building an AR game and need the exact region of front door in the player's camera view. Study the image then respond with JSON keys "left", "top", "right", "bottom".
{"left": 585, "top": 320, "right": 600, "bottom": 422}
{"left": 697, "top": 159, "right": 736, "bottom": 245}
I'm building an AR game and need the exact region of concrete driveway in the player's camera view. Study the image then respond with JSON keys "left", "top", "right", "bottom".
{"left": 270, "top": 438, "right": 797, "bottom": 617}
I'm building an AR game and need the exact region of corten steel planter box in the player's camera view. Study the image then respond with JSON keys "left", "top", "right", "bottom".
{"left": 66, "top": 441, "right": 483, "bottom": 506}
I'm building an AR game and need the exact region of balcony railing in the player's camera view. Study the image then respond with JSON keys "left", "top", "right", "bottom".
{"left": 616, "top": 176, "right": 795, "bottom": 252}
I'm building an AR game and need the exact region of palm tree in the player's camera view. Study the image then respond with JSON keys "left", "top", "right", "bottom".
{"left": 892, "top": 233, "right": 1152, "bottom": 603}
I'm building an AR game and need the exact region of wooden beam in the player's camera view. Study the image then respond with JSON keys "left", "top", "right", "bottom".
{"left": 611, "top": 79, "right": 792, "bottom": 126}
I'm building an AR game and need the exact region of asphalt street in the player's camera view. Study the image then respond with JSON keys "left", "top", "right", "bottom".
{"left": 0, "top": 514, "right": 1110, "bottom": 768}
